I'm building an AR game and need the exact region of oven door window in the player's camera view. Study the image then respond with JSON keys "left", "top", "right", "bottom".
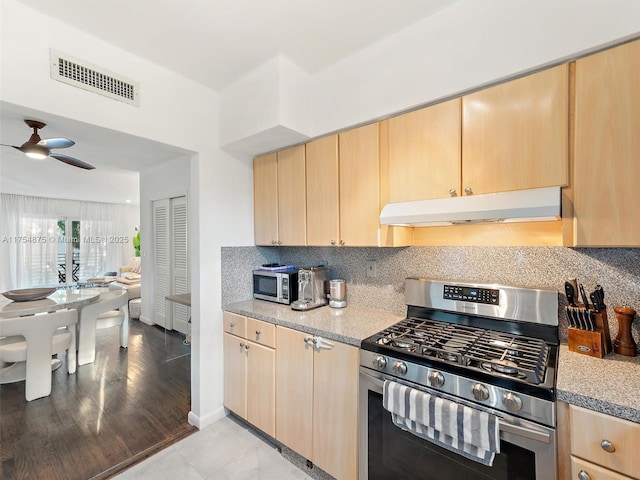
{"left": 368, "top": 391, "right": 536, "bottom": 480}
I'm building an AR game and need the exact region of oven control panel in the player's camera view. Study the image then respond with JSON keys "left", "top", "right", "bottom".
{"left": 443, "top": 285, "right": 499, "bottom": 305}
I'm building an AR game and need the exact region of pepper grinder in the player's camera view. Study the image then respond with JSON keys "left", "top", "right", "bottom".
{"left": 613, "top": 306, "right": 637, "bottom": 357}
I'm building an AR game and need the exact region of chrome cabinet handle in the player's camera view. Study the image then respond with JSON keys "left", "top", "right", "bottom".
{"left": 303, "top": 336, "right": 334, "bottom": 350}
{"left": 315, "top": 337, "right": 334, "bottom": 350}
{"left": 239, "top": 342, "right": 245, "bottom": 347}
{"left": 271, "top": 240, "right": 277, "bottom": 245}
{"left": 577, "top": 470, "right": 591, "bottom": 480}
{"left": 464, "top": 186, "right": 473, "bottom": 195}
{"left": 339, "top": 240, "right": 345, "bottom": 246}
{"left": 255, "top": 330, "right": 261, "bottom": 336}
{"left": 277, "top": 240, "right": 282, "bottom": 245}
{"left": 600, "top": 439, "right": 615, "bottom": 453}
{"left": 449, "top": 188, "right": 457, "bottom": 197}
{"left": 330, "top": 240, "right": 336, "bottom": 245}
{"left": 245, "top": 344, "right": 250, "bottom": 350}
{"left": 230, "top": 322, "right": 235, "bottom": 328}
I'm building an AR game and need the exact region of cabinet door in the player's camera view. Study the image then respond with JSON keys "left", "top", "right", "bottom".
{"left": 254, "top": 153, "right": 279, "bottom": 246}
{"left": 246, "top": 341, "right": 275, "bottom": 437}
{"left": 574, "top": 39, "right": 640, "bottom": 246}
{"left": 275, "top": 326, "right": 313, "bottom": 459}
{"left": 277, "top": 145, "right": 307, "bottom": 246}
{"left": 388, "top": 98, "right": 461, "bottom": 202}
{"left": 312, "top": 339, "right": 359, "bottom": 480}
{"left": 223, "top": 333, "right": 246, "bottom": 418}
{"left": 306, "top": 135, "right": 340, "bottom": 246}
{"left": 339, "top": 123, "right": 381, "bottom": 246}
{"left": 462, "top": 64, "right": 569, "bottom": 195}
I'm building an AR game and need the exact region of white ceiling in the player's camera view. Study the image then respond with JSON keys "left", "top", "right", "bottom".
{"left": 15, "top": 0, "right": 460, "bottom": 91}
{"left": 2, "top": 0, "right": 459, "bottom": 185}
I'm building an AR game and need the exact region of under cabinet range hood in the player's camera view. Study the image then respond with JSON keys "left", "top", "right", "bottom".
{"left": 379, "top": 186, "right": 561, "bottom": 226}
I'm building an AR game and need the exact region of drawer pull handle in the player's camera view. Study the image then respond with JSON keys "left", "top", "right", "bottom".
{"left": 239, "top": 342, "right": 245, "bottom": 348}
{"left": 230, "top": 323, "right": 235, "bottom": 328}
{"left": 255, "top": 330, "right": 261, "bottom": 336}
{"left": 600, "top": 440, "right": 615, "bottom": 453}
{"left": 577, "top": 471, "right": 591, "bottom": 480}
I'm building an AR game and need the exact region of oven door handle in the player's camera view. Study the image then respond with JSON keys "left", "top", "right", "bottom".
{"left": 361, "top": 368, "right": 552, "bottom": 445}
{"left": 498, "top": 420, "right": 551, "bottom": 444}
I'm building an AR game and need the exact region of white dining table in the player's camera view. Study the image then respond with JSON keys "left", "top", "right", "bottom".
{"left": 0, "top": 288, "right": 102, "bottom": 384}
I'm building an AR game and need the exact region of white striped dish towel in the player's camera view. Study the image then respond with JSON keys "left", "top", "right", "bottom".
{"left": 382, "top": 380, "right": 500, "bottom": 466}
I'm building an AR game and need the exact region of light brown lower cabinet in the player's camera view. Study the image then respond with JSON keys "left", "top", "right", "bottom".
{"left": 223, "top": 312, "right": 275, "bottom": 437}
{"left": 558, "top": 401, "right": 640, "bottom": 480}
{"left": 571, "top": 456, "right": 635, "bottom": 480}
{"left": 275, "top": 326, "right": 359, "bottom": 480}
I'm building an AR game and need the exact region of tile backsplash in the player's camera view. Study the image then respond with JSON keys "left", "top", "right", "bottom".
{"left": 221, "top": 246, "right": 640, "bottom": 346}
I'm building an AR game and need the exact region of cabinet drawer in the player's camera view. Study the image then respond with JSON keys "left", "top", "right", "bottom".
{"left": 570, "top": 405, "right": 640, "bottom": 478}
{"left": 571, "top": 456, "right": 635, "bottom": 480}
{"left": 246, "top": 317, "right": 275, "bottom": 348}
{"left": 223, "top": 311, "right": 247, "bottom": 338}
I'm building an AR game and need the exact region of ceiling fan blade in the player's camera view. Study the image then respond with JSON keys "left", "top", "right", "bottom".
{"left": 39, "top": 137, "right": 75, "bottom": 149}
{"left": 0, "top": 144, "right": 22, "bottom": 151}
{"left": 50, "top": 153, "right": 96, "bottom": 170}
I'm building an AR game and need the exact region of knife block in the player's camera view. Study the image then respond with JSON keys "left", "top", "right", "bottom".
{"left": 567, "top": 307, "right": 611, "bottom": 358}
{"left": 568, "top": 327, "right": 604, "bottom": 358}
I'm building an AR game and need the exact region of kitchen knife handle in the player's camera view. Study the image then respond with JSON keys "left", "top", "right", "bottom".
{"left": 579, "top": 284, "right": 590, "bottom": 309}
{"left": 564, "top": 282, "right": 576, "bottom": 306}
{"left": 590, "top": 292, "right": 600, "bottom": 313}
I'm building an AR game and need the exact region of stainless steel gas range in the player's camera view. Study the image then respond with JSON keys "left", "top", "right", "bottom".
{"left": 359, "top": 278, "right": 559, "bottom": 480}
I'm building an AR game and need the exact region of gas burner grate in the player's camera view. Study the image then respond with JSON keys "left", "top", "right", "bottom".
{"left": 373, "top": 317, "right": 550, "bottom": 384}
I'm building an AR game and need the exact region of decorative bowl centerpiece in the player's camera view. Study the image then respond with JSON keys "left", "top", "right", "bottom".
{"left": 1, "top": 287, "right": 57, "bottom": 302}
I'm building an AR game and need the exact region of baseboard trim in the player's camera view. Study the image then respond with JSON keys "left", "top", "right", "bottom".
{"left": 188, "top": 406, "right": 227, "bottom": 429}
{"left": 139, "top": 315, "right": 153, "bottom": 325}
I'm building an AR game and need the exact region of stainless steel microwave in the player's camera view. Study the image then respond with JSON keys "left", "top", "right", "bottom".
{"left": 253, "top": 269, "right": 298, "bottom": 305}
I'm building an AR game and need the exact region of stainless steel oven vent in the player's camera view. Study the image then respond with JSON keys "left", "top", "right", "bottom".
{"left": 50, "top": 49, "right": 140, "bottom": 106}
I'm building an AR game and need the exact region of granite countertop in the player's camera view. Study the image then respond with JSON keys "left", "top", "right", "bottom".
{"left": 556, "top": 345, "right": 640, "bottom": 423}
{"left": 223, "top": 299, "right": 403, "bottom": 347}
{"left": 224, "top": 300, "right": 640, "bottom": 424}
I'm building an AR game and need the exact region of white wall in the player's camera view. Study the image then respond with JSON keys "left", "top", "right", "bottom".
{"left": 220, "top": 0, "right": 640, "bottom": 154}
{"left": 1, "top": 0, "right": 255, "bottom": 428}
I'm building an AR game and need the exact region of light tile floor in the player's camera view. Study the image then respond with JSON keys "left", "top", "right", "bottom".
{"left": 113, "top": 416, "right": 310, "bottom": 480}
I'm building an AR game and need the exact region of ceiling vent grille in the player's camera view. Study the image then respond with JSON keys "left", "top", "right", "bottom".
{"left": 50, "top": 49, "right": 140, "bottom": 106}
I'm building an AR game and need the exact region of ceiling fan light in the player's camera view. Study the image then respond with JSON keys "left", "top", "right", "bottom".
{"left": 21, "top": 142, "right": 49, "bottom": 159}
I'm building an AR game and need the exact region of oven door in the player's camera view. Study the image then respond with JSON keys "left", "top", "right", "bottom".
{"left": 359, "top": 368, "right": 557, "bottom": 480}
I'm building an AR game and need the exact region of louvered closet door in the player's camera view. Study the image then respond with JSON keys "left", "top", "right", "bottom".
{"left": 153, "top": 199, "right": 171, "bottom": 329}
{"left": 171, "top": 196, "right": 189, "bottom": 334}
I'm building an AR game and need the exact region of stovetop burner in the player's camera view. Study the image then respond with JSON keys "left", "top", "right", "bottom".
{"left": 371, "top": 317, "right": 549, "bottom": 385}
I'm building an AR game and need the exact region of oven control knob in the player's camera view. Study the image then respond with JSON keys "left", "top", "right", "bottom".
{"left": 428, "top": 371, "right": 445, "bottom": 388}
{"left": 503, "top": 392, "right": 523, "bottom": 412}
{"left": 373, "top": 355, "right": 387, "bottom": 369}
{"left": 393, "top": 361, "right": 408, "bottom": 376}
{"left": 472, "top": 383, "right": 490, "bottom": 401}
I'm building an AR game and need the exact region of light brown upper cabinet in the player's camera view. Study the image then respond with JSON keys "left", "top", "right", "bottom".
{"left": 573, "top": 39, "right": 640, "bottom": 247}
{"left": 387, "top": 98, "right": 461, "bottom": 202}
{"left": 462, "top": 64, "right": 569, "bottom": 195}
{"left": 305, "top": 124, "right": 410, "bottom": 247}
{"left": 305, "top": 135, "right": 340, "bottom": 246}
{"left": 254, "top": 145, "right": 307, "bottom": 246}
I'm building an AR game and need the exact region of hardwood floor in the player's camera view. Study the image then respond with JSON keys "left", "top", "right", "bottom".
{"left": 0, "top": 319, "right": 195, "bottom": 480}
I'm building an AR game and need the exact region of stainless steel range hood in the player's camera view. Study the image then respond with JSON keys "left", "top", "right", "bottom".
{"left": 379, "top": 186, "right": 561, "bottom": 226}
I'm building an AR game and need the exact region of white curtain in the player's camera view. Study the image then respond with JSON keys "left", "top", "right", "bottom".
{"left": 0, "top": 193, "right": 138, "bottom": 290}
{"left": 79, "top": 201, "right": 137, "bottom": 279}
{"left": 1, "top": 195, "right": 61, "bottom": 289}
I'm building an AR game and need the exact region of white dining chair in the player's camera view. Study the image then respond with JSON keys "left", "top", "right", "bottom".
{"left": 0, "top": 309, "right": 77, "bottom": 401}
{"left": 77, "top": 289, "right": 129, "bottom": 366}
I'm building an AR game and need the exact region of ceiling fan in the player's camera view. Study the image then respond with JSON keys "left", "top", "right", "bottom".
{"left": 1, "top": 119, "right": 95, "bottom": 170}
